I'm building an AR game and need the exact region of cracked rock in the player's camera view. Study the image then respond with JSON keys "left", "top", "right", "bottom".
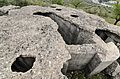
{"left": 0, "top": 5, "right": 20, "bottom": 16}
{"left": 0, "top": 4, "right": 120, "bottom": 79}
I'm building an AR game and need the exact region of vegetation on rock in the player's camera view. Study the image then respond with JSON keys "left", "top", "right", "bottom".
{"left": 66, "top": 70, "right": 111, "bottom": 79}
{"left": 113, "top": 0, "right": 120, "bottom": 25}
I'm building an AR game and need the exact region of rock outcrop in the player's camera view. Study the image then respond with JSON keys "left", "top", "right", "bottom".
{"left": 86, "top": 0, "right": 111, "bottom": 3}
{"left": 0, "top": 5, "right": 20, "bottom": 16}
{"left": 0, "top": 4, "right": 120, "bottom": 79}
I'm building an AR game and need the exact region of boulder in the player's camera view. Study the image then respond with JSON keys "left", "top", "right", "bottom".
{"left": 0, "top": 4, "right": 120, "bottom": 79}
{"left": 0, "top": 5, "right": 70, "bottom": 79}
{"left": 0, "top": 5, "right": 20, "bottom": 16}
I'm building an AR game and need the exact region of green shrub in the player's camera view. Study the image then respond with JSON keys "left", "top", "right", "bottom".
{"left": 29, "top": 0, "right": 47, "bottom": 6}
{"left": 51, "top": 0, "right": 64, "bottom": 5}
{"left": 13, "top": 0, "right": 30, "bottom": 7}
{"left": 0, "top": 0, "right": 48, "bottom": 7}
{"left": 69, "top": 0, "right": 83, "bottom": 8}
{"left": 112, "top": 1, "right": 120, "bottom": 25}
{"left": 66, "top": 70, "right": 111, "bottom": 79}
{"left": 0, "top": 0, "right": 8, "bottom": 7}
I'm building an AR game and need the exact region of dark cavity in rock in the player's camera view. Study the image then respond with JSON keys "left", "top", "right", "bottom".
{"left": 70, "top": 15, "right": 79, "bottom": 18}
{"left": 95, "top": 29, "right": 108, "bottom": 42}
{"left": 56, "top": 8, "right": 62, "bottom": 11}
{"left": 50, "top": 5, "right": 56, "bottom": 8}
{"left": 95, "top": 29, "right": 120, "bottom": 54}
{"left": 11, "top": 55, "right": 35, "bottom": 72}
{"left": 95, "top": 29, "right": 120, "bottom": 44}
{"left": 0, "top": 11, "right": 8, "bottom": 16}
{"left": 33, "top": 12, "right": 95, "bottom": 45}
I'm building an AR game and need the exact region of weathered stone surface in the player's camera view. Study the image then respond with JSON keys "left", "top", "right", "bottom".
{"left": 0, "top": 4, "right": 120, "bottom": 79}
{"left": 0, "top": 5, "right": 20, "bottom": 16}
{"left": 113, "top": 73, "right": 120, "bottom": 79}
{"left": 105, "top": 61, "right": 120, "bottom": 76}
{"left": 86, "top": 0, "right": 111, "bottom": 3}
{"left": 0, "top": 6, "right": 70, "bottom": 79}
{"left": 86, "top": 42, "right": 119, "bottom": 76}
{"left": 66, "top": 44, "right": 105, "bottom": 71}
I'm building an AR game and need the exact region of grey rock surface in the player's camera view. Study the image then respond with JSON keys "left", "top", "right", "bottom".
{"left": 105, "top": 61, "right": 120, "bottom": 77}
{"left": 114, "top": 73, "right": 120, "bottom": 79}
{"left": 66, "top": 44, "right": 105, "bottom": 71}
{"left": 85, "top": 0, "right": 111, "bottom": 3}
{"left": 0, "top": 5, "right": 20, "bottom": 16}
{"left": 87, "top": 42, "right": 119, "bottom": 76}
{"left": 0, "top": 4, "right": 120, "bottom": 79}
{"left": 0, "top": 5, "right": 70, "bottom": 79}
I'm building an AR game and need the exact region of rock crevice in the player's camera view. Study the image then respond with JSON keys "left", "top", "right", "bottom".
{"left": 33, "top": 12, "right": 95, "bottom": 45}
{"left": 0, "top": 5, "right": 120, "bottom": 79}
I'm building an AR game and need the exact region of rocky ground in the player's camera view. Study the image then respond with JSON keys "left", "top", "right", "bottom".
{"left": 0, "top": 4, "right": 120, "bottom": 79}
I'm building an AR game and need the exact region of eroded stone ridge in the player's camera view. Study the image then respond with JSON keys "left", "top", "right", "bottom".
{"left": 0, "top": 4, "right": 120, "bottom": 79}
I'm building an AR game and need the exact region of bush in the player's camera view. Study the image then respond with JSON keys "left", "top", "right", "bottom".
{"left": 13, "top": 0, "right": 30, "bottom": 7}
{"left": 69, "top": 0, "right": 83, "bottom": 8}
{"left": 51, "top": 0, "right": 64, "bottom": 5}
{"left": 0, "top": 0, "right": 48, "bottom": 7}
{"left": 66, "top": 70, "right": 110, "bottom": 79}
{"left": 29, "top": 0, "right": 47, "bottom": 6}
{"left": 0, "top": 0, "right": 8, "bottom": 7}
{"left": 113, "top": 1, "right": 120, "bottom": 25}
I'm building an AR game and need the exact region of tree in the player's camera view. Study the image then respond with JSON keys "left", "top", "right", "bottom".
{"left": 113, "top": 0, "right": 120, "bottom": 25}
